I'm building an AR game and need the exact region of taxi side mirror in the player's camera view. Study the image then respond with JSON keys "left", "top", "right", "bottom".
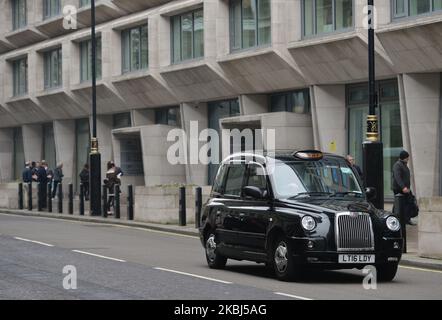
{"left": 366, "top": 187, "right": 377, "bottom": 201}
{"left": 243, "top": 186, "right": 265, "bottom": 199}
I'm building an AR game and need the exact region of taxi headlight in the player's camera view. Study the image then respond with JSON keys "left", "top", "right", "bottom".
{"left": 386, "top": 216, "right": 401, "bottom": 232}
{"left": 301, "top": 215, "right": 316, "bottom": 231}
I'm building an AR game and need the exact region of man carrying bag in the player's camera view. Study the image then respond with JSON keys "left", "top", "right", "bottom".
{"left": 392, "top": 150, "right": 419, "bottom": 253}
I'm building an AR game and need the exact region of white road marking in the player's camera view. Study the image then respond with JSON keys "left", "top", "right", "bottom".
{"left": 274, "top": 292, "right": 313, "bottom": 300}
{"left": 399, "top": 265, "right": 442, "bottom": 274}
{"left": 72, "top": 250, "right": 126, "bottom": 262}
{"left": 14, "top": 237, "right": 54, "bottom": 247}
{"left": 154, "top": 267, "right": 232, "bottom": 284}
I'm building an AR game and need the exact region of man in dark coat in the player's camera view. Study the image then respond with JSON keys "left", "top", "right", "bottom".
{"left": 22, "top": 162, "right": 32, "bottom": 183}
{"left": 392, "top": 150, "right": 414, "bottom": 253}
{"left": 37, "top": 162, "right": 48, "bottom": 208}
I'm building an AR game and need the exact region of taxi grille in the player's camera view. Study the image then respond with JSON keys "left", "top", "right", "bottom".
{"left": 335, "top": 212, "right": 375, "bottom": 251}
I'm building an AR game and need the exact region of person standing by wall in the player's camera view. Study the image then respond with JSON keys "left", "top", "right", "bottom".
{"left": 392, "top": 150, "right": 414, "bottom": 253}
{"left": 79, "top": 164, "right": 90, "bottom": 201}
{"left": 36, "top": 162, "right": 48, "bottom": 209}
{"left": 52, "top": 163, "right": 64, "bottom": 199}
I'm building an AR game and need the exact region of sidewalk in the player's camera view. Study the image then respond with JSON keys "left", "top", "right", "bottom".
{"left": 1, "top": 208, "right": 441, "bottom": 271}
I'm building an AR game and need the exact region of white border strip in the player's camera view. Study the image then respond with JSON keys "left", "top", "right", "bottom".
{"left": 154, "top": 267, "right": 232, "bottom": 284}
{"left": 72, "top": 250, "right": 126, "bottom": 262}
{"left": 14, "top": 237, "right": 54, "bottom": 247}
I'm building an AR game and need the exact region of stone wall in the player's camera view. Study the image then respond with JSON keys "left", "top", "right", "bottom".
{"left": 419, "top": 198, "right": 442, "bottom": 260}
{"left": 134, "top": 185, "right": 212, "bottom": 224}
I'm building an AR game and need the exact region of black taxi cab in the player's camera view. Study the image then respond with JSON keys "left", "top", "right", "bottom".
{"left": 199, "top": 150, "right": 403, "bottom": 282}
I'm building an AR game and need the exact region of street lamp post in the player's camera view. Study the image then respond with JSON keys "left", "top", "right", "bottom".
{"left": 363, "top": 0, "right": 384, "bottom": 209}
{"left": 89, "top": 0, "right": 101, "bottom": 216}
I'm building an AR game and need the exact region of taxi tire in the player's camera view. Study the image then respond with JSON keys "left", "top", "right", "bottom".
{"left": 376, "top": 263, "right": 399, "bottom": 282}
{"left": 205, "top": 231, "right": 227, "bottom": 269}
{"left": 273, "top": 235, "right": 305, "bottom": 282}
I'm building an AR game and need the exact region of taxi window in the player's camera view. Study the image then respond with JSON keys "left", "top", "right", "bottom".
{"left": 212, "top": 164, "right": 227, "bottom": 194}
{"left": 246, "top": 164, "right": 267, "bottom": 192}
{"left": 224, "top": 164, "right": 246, "bottom": 197}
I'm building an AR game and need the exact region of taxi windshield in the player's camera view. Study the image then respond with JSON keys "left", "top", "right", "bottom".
{"left": 269, "top": 158, "right": 363, "bottom": 199}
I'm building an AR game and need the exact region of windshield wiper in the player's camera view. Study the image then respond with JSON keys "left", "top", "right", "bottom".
{"left": 289, "top": 192, "right": 333, "bottom": 199}
{"left": 331, "top": 191, "right": 364, "bottom": 198}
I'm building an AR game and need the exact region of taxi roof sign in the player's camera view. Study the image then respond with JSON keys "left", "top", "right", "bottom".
{"left": 293, "top": 150, "right": 324, "bottom": 160}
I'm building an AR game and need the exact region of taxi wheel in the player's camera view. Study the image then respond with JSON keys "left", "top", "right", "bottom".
{"left": 205, "top": 232, "right": 227, "bottom": 269}
{"left": 273, "top": 235, "right": 304, "bottom": 282}
{"left": 376, "top": 263, "right": 399, "bottom": 282}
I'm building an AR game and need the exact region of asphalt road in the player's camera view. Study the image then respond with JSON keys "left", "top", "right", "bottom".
{"left": 0, "top": 213, "right": 441, "bottom": 300}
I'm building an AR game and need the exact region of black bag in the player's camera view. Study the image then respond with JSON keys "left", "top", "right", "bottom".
{"left": 406, "top": 193, "right": 419, "bottom": 219}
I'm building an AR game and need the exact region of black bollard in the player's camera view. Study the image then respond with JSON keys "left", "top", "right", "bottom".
{"left": 47, "top": 183, "right": 52, "bottom": 213}
{"left": 37, "top": 183, "right": 42, "bottom": 212}
{"left": 18, "top": 183, "right": 23, "bottom": 210}
{"left": 102, "top": 185, "right": 108, "bottom": 218}
{"left": 195, "top": 187, "right": 202, "bottom": 229}
{"left": 58, "top": 183, "right": 63, "bottom": 214}
{"left": 28, "top": 182, "right": 32, "bottom": 211}
{"left": 68, "top": 184, "right": 74, "bottom": 215}
{"left": 115, "top": 185, "right": 120, "bottom": 219}
{"left": 179, "top": 186, "right": 186, "bottom": 226}
{"left": 127, "top": 185, "right": 134, "bottom": 221}
{"left": 79, "top": 183, "right": 85, "bottom": 216}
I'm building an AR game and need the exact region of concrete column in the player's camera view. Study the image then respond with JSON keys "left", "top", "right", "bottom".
{"left": 140, "top": 125, "right": 186, "bottom": 186}
{"left": 240, "top": 94, "right": 268, "bottom": 115}
{"left": 215, "top": 0, "right": 230, "bottom": 57}
{"left": 402, "top": 73, "right": 441, "bottom": 198}
{"left": 311, "top": 85, "right": 347, "bottom": 156}
{"left": 157, "top": 13, "right": 171, "bottom": 68}
{"left": 53, "top": 120, "right": 75, "bottom": 184}
{"left": 96, "top": 115, "right": 114, "bottom": 179}
{"left": 181, "top": 102, "right": 209, "bottom": 186}
{"left": 22, "top": 124, "right": 43, "bottom": 162}
{"left": 0, "top": 128, "right": 14, "bottom": 182}
{"left": 204, "top": 0, "right": 218, "bottom": 59}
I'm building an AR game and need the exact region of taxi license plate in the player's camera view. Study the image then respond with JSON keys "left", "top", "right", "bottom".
{"left": 338, "top": 254, "right": 375, "bottom": 264}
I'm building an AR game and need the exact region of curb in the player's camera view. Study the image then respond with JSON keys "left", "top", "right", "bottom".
{"left": 0, "top": 209, "right": 200, "bottom": 237}
{"left": 399, "top": 256, "right": 442, "bottom": 271}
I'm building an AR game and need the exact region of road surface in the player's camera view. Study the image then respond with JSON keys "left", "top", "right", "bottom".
{"left": 0, "top": 213, "right": 441, "bottom": 300}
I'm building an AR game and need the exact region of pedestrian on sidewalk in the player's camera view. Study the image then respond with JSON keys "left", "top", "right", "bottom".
{"left": 52, "top": 163, "right": 64, "bottom": 199}
{"left": 104, "top": 161, "right": 121, "bottom": 215}
{"left": 392, "top": 150, "right": 417, "bottom": 253}
{"left": 22, "top": 161, "right": 32, "bottom": 209}
{"left": 36, "top": 162, "right": 48, "bottom": 209}
{"left": 79, "top": 164, "right": 90, "bottom": 201}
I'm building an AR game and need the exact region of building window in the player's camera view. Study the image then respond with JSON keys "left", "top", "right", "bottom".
{"left": 208, "top": 99, "right": 241, "bottom": 184}
{"left": 303, "top": 0, "right": 353, "bottom": 37}
{"left": 120, "top": 137, "right": 144, "bottom": 176}
{"left": 230, "top": 0, "right": 271, "bottom": 51}
{"left": 393, "top": 0, "right": 442, "bottom": 18}
{"left": 12, "top": 0, "right": 27, "bottom": 30}
{"left": 121, "top": 25, "right": 148, "bottom": 73}
{"left": 171, "top": 9, "right": 204, "bottom": 63}
{"left": 270, "top": 89, "right": 310, "bottom": 114}
{"left": 80, "top": 0, "right": 90, "bottom": 7}
{"left": 43, "top": 0, "right": 60, "bottom": 20}
{"left": 113, "top": 112, "right": 132, "bottom": 129}
{"left": 12, "top": 58, "right": 28, "bottom": 96}
{"left": 80, "top": 37, "right": 102, "bottom": 82}
{"left": 42, "top": 123, "right": 56, "bottom": 169}
{"left": 155, "top": 107, "right": 181, "bottom": 126}
{"left": 44, "top": 47, "right": 62, "bottom": 89}
{"left": 347, "top": 80, "right": 403, "bottom": 198}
